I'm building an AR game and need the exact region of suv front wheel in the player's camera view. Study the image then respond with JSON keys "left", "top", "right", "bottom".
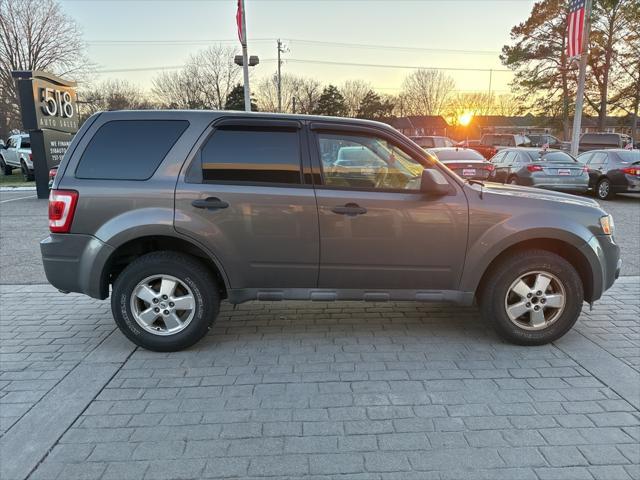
{"left": 480, "top": 250, "right": 583, "bottom": 345}
{"left": 112, "top": 251, "right": 220, "bottom": 351}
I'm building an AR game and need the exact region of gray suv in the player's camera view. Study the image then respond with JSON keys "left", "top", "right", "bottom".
{"left": 41, "top": 111, "right": 621, "bottom": 352}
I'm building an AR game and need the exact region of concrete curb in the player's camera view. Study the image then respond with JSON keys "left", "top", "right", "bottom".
{"left": 0, "top": 186, "right": 37, "bottom": 191}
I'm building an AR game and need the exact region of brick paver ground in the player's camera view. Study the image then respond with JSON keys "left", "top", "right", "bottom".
{"left": 1, "top": 278, "right": 638, "bottom": 480}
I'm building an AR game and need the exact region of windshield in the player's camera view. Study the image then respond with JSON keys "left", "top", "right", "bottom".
{"left": 431, "top": 149, "right": 484, "bottom": 161}
{"left": 528, "top": 151, "right": 575, "bottom": 163}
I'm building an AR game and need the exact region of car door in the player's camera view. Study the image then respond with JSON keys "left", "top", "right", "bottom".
{"left": 5, "top": 136, "right": 18, "bottom": 166}
{"left": 174, "top": 118, "right": 319, "bottom": 291}
{"left": 493, "top": 151, "right": 514, "bottom": 182}
{"left": 587, "top": 152, "right": 608, "bottom": 188}
{"left": 309, "top": 123, "right": 468, "bottom": 294}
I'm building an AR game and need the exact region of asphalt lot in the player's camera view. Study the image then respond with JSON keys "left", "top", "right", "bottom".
{"left": 0, "top": 188, "right": 638, "bottom": 285}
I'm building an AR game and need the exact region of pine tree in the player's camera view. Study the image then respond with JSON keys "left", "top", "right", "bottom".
{"left": 356, "top": 90, "right": 395, "bottom": 120}
{"left": 224, "top": 83, "right": 258, "bottom": 111}
{"left": 314, "top": 85, "right": 347, "bottom": 117}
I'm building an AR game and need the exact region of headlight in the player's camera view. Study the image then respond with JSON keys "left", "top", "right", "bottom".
{"left": 600, "top": 214, "right": 614, "bottom": 235}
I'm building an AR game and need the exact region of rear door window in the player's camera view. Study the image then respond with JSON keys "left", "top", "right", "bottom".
{"left": 200, "top": 127, "right": 302, "bottom": 184}
{"left": 589, "top": 152, "right": 608, "bottom": 169}
{"left": 76, "top": 120, "right": 189, "bottom": 180}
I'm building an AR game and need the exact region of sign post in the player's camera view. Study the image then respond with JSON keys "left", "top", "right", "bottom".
{"left": 11, "top": 70, "right": 78, "bottom": 199}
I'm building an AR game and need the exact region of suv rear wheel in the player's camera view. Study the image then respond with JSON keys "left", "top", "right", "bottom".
{"left": 479, "top": 250, "right": 583, "bottom": 345}
{"left": 111, "top": 251, "right": 220, "bottom": 351}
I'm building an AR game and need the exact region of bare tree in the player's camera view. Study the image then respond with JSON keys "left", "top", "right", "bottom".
{"left": 494, "top": 94, "right": 521, "bottom": 117}
{"left": 341, "top": 80, "right": 371, "bottom": 117}
{"left": 400, "top": 69, "right": 456, "bottom": 116}
{"left": 80, "top": 79, "right": 151, "bottom": 121}
{"left": 152, "top": 67, "right": 207, "bottom": 109}
{"left": 151, "top": 45, "right": 240, "bottom": 110}
{"left": 255, "top": 74, "right": 322, "bottom": 114}
{"left": 195, "top": 45, "right": 242, "bottom": 109}
{"left": 0, "top": 0, "right": 88, "bottom": 138}
{"left": 446, "top": 92, "right": 495, "bottom": 125}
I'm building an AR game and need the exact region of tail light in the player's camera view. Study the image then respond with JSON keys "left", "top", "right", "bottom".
{"left": 622, "top": 167, "right": 640, "bottom": 176}
{"left": 29, "top": 153, "right": 32, "bottom": 161}
{"left": 49, "top": 190, "right": 78, "bottom": 233}
{"left": 527, "top": 165, "right": 543, "bottom": 172}
{"left": 484, "top": 164, "right": 495, "bottom": 171}
{"left": 48, "top": 168, "right": 57, "bottom": 179}
{"left": 582, "top": 166, "right": 589, "bottom": 173}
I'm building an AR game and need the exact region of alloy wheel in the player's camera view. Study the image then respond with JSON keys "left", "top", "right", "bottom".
{"left": 598, "top": 180, "right": 610, "bottom": 199}
{"left": 130, "top": 274, "right": 196, "bottom": 336}
{"left": 504, "top": 271, "right": 566, "bottom": 331}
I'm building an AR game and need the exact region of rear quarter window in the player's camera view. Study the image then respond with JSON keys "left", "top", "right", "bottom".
{"left": 75, "top": 120, "right": 189, "bottom": 180}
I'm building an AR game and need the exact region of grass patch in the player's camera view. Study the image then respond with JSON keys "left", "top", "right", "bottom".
{"left": 0, "top": 170, "right": 33, "bottom": 187}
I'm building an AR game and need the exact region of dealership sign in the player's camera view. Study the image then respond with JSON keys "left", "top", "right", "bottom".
{"left": 12, "top": 71, "right": 78, "bottom": 198}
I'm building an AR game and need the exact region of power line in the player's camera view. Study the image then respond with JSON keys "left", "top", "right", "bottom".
{"left": 86, "top": 37, "right": 501, "bottom": 56}
{"left": 285, "top": 58, "right": 512, "bottom": 73}
{"left": 95, "top": 58, "right": 510, "bottom": 74}
{"left": 87, "top": 38, "right": 274, "bottom": 45}
{"left": 288, "top": 39, "right": 499, "bottom": 56}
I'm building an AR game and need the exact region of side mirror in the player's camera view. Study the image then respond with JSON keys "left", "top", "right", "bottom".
{"left": 420, "top": 169, "right": 451, "bottom": 196}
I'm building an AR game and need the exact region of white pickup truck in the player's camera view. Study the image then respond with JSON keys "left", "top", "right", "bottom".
{"left": 0, "top": 134, "right": 34, "bottom": 181}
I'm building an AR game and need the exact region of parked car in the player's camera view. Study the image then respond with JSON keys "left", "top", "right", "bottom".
{"left": 527, "top": 134, "right": 570, "bottom": 152}
{"left": 578, "top": 149, "right": 640, "bottom": 199}
{"left": 0, "top": 134, "right": 33, "bottom": 181}
{"left": 426, "top": 147, "right": 494, "bottom": 180}
{"left": 489, "top": 148, "right": 588, "bottom": 193}
{"left": 48, "top": 166, "right": 58, "bottom": 189}
{"left": 41, "top": 111, "right": 620, "bottom": 351}
{"left": 579, "top": 132, "right": 633, "bottom": 153}
{"left": 410, "top": 136, "right": 455, "bottom": 149}
{"left": 468, "top": 133, "right": 532, "bottom": 160}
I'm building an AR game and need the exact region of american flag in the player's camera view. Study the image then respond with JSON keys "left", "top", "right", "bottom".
{"left": 566, "top": 0, "right": 586, "bottom": 58}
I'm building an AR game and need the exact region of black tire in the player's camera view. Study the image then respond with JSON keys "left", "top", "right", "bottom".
{"left": 0, "top": 157, "right": 12, "bottom": 175}
{"left": 20, "top": 161, "right": 34, "bottom": 181}
{"left": 479, "top": 249, "right": 584, "bottom": 346}
{"left": 111, "top": 251, "right": 220, "bottom": 352}
{"left": 596, "top": 178, "right": 613, "bottom": 200}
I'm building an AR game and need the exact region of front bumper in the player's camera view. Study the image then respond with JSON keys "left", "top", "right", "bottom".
{"left": 581, "top": 234, "right": 621, "bottom": 302}
{"left": 40, "top": 234, "right": 114, "bottom": 299}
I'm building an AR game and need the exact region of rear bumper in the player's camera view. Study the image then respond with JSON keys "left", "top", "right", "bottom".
{"left": 520, "top": 176, "right": 589, "bottom": 192}
{"left": 614, "top": 175, "right": 640, "bottom": 193}
{"left": 40, "top": 234, "right": 114, "bottom": 300}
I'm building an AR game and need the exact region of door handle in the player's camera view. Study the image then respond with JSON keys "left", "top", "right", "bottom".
{"left": 331, "top": 203, "right": 367, "bottom": 216}
{"left": 191, "top": 197, "right": 229, "bottom": 210}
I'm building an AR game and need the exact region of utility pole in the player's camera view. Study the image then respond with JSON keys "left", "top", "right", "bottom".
{"left": 487, "top": 69, "right": 493, "bottom": 114}
{"left": 570, "top": 0, "right": 593, "bottom": 157}
{"left": 239, "top": 0, "right": 251, "bottom": 112}
{"left": 277, "top": 39, "right": 284, "bottom": 113}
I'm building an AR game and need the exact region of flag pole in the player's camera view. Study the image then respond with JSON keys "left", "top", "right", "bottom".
{"left": 240, "top": 0, "right": 251, "bottom": 112}
{"left": 570, "top": 0, "right": 593, "bottom": 157}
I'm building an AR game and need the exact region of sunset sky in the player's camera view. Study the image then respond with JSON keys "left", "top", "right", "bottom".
{"left": 60, "top": 0, "right": 538, "bottom": 95}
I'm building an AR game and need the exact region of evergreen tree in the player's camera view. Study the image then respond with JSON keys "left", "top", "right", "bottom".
{"left": 356, "top": 90, "right": 395, "bottom": 120}
{"left": 224, "top": 83, "right": 258, "bottom": 111}
{"left": 314, "top": 85, "right": 347, "bottom": 117}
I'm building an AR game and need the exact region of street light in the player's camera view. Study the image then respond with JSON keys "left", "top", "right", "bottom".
{"left": 234, "top": 55, "right": 260, "bottom": 67}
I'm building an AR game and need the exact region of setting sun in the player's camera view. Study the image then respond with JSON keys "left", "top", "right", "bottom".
{"left": 458, "top": 112, "right": 474, "bottom": 126}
